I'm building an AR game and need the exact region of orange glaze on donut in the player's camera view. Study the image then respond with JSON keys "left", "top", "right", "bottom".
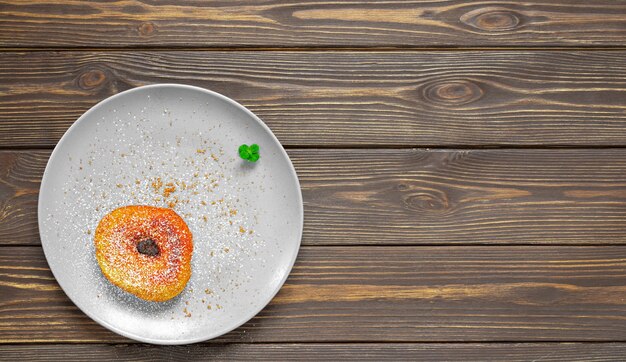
{"left": 95, "top": 205, "right": 193, "bottom": 302}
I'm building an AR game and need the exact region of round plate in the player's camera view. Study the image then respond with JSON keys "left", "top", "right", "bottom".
{"left": 38, "top": 84, "right": 303, "bottom": 344}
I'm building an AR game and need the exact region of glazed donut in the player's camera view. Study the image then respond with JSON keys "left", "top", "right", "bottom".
{"left": 94, "top": 205, "right": 193, "bottom": 302}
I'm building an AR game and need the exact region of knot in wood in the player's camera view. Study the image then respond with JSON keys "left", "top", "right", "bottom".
{"left": 423, "top": 80, "right": 483, "bottom": 105}
{"left": 78, "top": 69, "right": 106, "bottom": 90}
{"left": 138, "top": 22, "right": 156, "bottom": 36}
{"left": 460, "top": 8, "right": 521, "bottom": 32}
{"left": 404, "top": 192, "right": 449, "bottom": 213}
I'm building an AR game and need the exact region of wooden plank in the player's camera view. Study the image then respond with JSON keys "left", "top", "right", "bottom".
{"left": 6, "top": 149, "right": 626, "bottom": 246}
{"left": 2, "top": 1, "right": 626, "bottom": 47}
{"left": 0, "top": 151, "right": 41, "bottom": 245}
{"left": 4, "top": 51, "right": 626, "bottom": 147}
{"left": 2, "top": 246, "right": 626, "bottom": 343}
{"left": 3, "top": 343, "right": 626, "bottom": 361}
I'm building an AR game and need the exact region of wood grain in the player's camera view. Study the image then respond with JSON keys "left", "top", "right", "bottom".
{"left": 2, "top": 343, "right": 626, "bottom": 361}
{"left": 2, "top": 245, "right": 626, "bottom": 343}
{"left": 0, "top": 151, "right": 41, "bottom": 245}
{"left": 6, "top": 149, "right": 626, "bottom": 246}
{"left": 4, "top": 51, "right": 626, "bottom": 147}
{"left": 2, "top": 1, "right": 626, "bottom": 47}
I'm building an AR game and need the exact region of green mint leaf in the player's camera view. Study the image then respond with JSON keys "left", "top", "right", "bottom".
{"left": 239, "top": 144, "right": 250, "bottom": 159}
{"left": 239, "top": 143, "right": 260, "bottom": 162}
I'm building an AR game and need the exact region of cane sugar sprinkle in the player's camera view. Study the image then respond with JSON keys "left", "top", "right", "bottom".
{"left": 52, "top": 100, "right": 282, "bottom": 324}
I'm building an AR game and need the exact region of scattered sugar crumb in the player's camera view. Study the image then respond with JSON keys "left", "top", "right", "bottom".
{"left": 163, "top": 183, "right": 176, "bottom": 197}
{"left": 151, "top": 177, "right": 163, "bottom": 192}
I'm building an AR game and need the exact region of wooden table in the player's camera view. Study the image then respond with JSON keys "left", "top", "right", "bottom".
{"left": 3, "top": 1, "right": 626, "bottom": 360}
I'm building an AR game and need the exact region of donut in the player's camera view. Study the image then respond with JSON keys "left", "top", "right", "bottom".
{"left": 94, "top": 205, "right": 193, "bottom": 302}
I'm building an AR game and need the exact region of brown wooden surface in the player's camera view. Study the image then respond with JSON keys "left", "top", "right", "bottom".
{"left": 4, "top": 51, "right": 626, "bottom": 147}
{"left": 2, "top": 343, "right": 626, "bottom": 361}
{"left": 3, "top": 246, "right": 626, "bottom": 343}
{"left": 6, "top": 149, "right": 626, "bottom": 246}
{"left": 2, "top": 1, "right": 626, "bottom": 47}
{"left": 4, "top": 0, "right": 626, "bottom": 359}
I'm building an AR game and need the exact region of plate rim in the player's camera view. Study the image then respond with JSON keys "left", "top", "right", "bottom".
{"left": 38, "top": 83, "right": 304, "bottom": 345}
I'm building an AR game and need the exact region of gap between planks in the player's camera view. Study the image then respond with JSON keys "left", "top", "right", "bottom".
{"left": 5, "top": 46, "right": 626, "bottom": 52}
{"left": 7, "top": 243, "right": 626, "bottom": 248}
{"left": 5, "top": 341, "right": 626, "bottom": 345}
{"left": 11, "top": 145, "right": 626, "bottom": 151}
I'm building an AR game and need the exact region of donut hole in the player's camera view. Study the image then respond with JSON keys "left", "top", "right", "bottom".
{"left": 137, "top": 238, "right": 160, "bottom": 257}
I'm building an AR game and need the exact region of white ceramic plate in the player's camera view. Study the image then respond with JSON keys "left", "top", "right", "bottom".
{"left": 38, "top": 84, "right": 303, "bottom": 344}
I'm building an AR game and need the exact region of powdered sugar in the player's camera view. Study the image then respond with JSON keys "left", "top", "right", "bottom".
{"left": 59, "top": 99, "right": 266, "bottom": 317}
